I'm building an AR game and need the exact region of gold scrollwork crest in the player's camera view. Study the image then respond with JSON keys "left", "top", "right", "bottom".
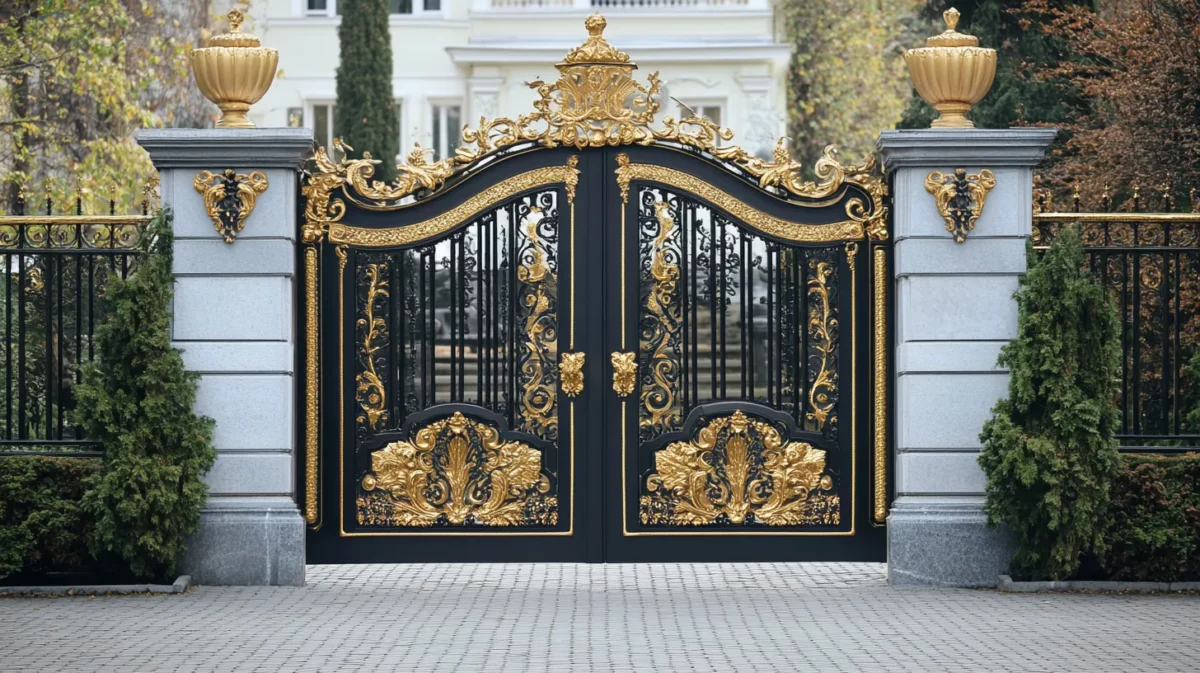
{"left": 300, "top": 15, "right": 887, "bottom": 242}
{"left": 640, "top": 410, "right": 839, "bottom": 527}
{"left": 358, "top": 411, "right": 558, "bottom": 528}
{"left": 560, "top": 352, "right": 585, "bottom": 398}
{"left": 924, "top": 168, "right": 996, "bottom": 243}
{"left": 192, "top": 168, "right": 268, "bottom": 243}
{"left": 611, "top": 351, "right": 637, "bottom": 397}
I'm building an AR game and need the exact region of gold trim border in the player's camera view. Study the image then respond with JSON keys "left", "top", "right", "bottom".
{"left": 327, "top": 164, "right": 579, "bottom": 248}
{"left": 304, "top": 247, "right": 319, "bottom": 525}
{"left": 873, "top": 247, "right": 888, "bottom": 524}
{"left": 623, "top": 163, "right": 864, "bottom": 243}
{"left": 336, "top": 161, "right": 579, "bottom": 537}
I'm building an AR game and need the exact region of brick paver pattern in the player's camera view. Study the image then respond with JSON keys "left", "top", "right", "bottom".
{"left": 1, "top": 563, "right": 1197, "bottom": 672}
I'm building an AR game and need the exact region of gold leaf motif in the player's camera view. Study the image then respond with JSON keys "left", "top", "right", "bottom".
{"left": 806, "top": 260, "right": 837, "bottom": 429}
{"left": 560, "top": 352, "right": 585, "bottom": 398}
{"left": 355, "top": 263, "right": 388, "bottom": 432}
{"left": 193, "top": 168, "right": 268, "bottom": 243}
{"left": 640, "top": 410, "right": 840, "bottom": 527}
{"left": 517, "top": 206, "right": 559, "bottom": 436}
{"left": 925, "top": 168, "right": 996, "bottom": 243}
{"left": 611, "top": 351, "right": 637, "bottom": 397}
{"left": 358, "top": 411, "right": 557, "bottom": 528}
{"left": 640, "top": 202, "right": 682, "bottom": 435}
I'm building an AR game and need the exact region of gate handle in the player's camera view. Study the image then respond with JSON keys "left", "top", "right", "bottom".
{"left": 560, "top": 352, "right": 585, "bottom": 397}
{"left": 610, "top": 351, "right": 636, "bottom": 397}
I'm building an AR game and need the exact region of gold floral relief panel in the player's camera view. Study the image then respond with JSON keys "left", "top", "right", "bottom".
{"left": 640, "top": 410, "right": 840, "bottom": 527}
{"left": 357, "top": 411, "right": 558, "bottom": 528}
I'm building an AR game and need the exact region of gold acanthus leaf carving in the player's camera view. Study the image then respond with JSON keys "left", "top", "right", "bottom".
{"left": 806, "top": 260, "right": 838, "bottom": 429}
{"left": 641, "top": 410, "right": 839, "bottom": 527}
{"left": 193, "top": 168, "right": 268, "bottom": 243}
{"left": 517, "top": 206, "right": 558, "bottom": 436}
{"left": 925, "top": 168, "right": 996, "bottom": 243}
{"left": 560, "top": 352, "right": 585, "bottom": 398}
{"left": 359, "top": 412, "right": 556, "bottom": 527}
{"left": 640, "top": 201, "right": 682, "bottom": 434}
{"left": 611, "top": 351, "right": 637, "bottom": 397}
{"left": 301, "top": 16, "right": 887, "bottom": 241}
{"left": 356, "top": 263, "right": 389, "bottom": 432}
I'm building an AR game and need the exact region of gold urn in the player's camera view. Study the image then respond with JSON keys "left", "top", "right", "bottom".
{"left": 904, "top": 8, "right": 996, "bottom": 129}
{"left": 190, "top": 9, "right": 278, "bottom": 129}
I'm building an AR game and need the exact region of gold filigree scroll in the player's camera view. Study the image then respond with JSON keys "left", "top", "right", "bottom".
{"left": 356, "top": 262, "right": 389, "bottom": 432}
{"left": 560, "top": 352, "right": 585, "bottom": 398}
{"left": 357, "top": 411, "right": 558, "bottom": 527}
{"left": 192, "top": 168, "right": 268, "bottom": 243}
{"left": 924, "top": 168, "right": 996, "bottom": 243}
{"left": 640, "top": 410, "right": 839, "bottom": 526}
{"left": 304, "top": 246, "right": 319, "bottom": 525}
{"left": 640, "top": 201, "right": 682, "bottom": 436}
{"left": 611, "top": 351, "right": 637, "bottom": 397}
{"left": 300, "top": 16, "right": 886, "bottom": 241}
{"left": 806, "top": 259, "right": 838, "bottom": 429}
{"left": 517, "top": 206, "right": 559, "bottom": 436}
{"left": 873, "top": 247, "right": 888, "bottom": 524}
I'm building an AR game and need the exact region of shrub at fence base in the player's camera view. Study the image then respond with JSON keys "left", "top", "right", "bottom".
{"left": 1104, "top": 453, "right": 1200, "bottom": 582}
{"left": 0, "top": 456, "right": 101, "bottom": 580}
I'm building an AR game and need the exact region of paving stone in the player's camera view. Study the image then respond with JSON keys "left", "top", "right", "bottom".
{"left": 0, "top": 563, "right": 1197, "bottom": 672}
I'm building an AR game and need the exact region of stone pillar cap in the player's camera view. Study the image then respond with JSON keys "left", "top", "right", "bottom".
{"left": 137, "top": 128, "right": 314, "bottom": 169}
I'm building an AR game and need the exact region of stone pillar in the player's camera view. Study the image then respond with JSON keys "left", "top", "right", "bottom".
{"left": 878, "top": 129, "right": 1056, "bottom": 587}
{"left": 137, "top": 128, "right": 313, "bottom": 586}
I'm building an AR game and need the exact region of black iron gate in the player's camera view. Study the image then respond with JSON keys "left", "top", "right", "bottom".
{"left": 301, "top": 16, "right": 890, "bottom": 563}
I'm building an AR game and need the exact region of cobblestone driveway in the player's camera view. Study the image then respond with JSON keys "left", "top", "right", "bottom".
{"left": 1, "top": 563, "right": 1196, "bottom": 672}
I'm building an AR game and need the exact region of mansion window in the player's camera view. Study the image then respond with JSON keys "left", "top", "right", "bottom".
{"left": 291, "top": 101, "right": 405, "bottom": 161}
{"left": 307, "top": 0, "right": 442, "bottom": 16}
{"left": 430, "top": 103, "right": 462, "bottom": 162}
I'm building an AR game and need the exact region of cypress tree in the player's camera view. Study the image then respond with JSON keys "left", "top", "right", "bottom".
{"left": 978, "top": 227, "right": 1121, "bottom": 580}
{"left": 335, "top": 0, "right": 398, "bottom": 183}
{"left": 75, "top": 210, "right": 216, "bottom": 579}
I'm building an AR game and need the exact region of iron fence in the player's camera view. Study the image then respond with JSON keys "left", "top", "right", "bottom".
{"left": 1034, "top": 188, "right": 1200, "bottom": 452}
{"left": 0, "top": 194, "right": 150, "bottom": 458}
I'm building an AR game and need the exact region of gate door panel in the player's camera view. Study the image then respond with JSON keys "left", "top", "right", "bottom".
{"left": 305, "top": 150, "right": 598, "bottom": 563}
{"left": 603, "top": 147, "right": 886, "bottom": 561}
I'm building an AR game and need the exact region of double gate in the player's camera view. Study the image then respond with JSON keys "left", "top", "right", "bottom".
{"left": 301, "top": 16, "right": 890, "bottom": 563}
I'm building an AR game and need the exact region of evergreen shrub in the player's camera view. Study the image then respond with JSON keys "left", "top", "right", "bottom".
{"left": 978, "top": 227, "right": 1122, "bottom": 580}
{"left": 0, "top": 456, "right": 100, "bottom": 580}
{"left": 1104, "top": 453, "right": 1200, "bottom": 582}
{"left": 75, "top": 210, "right": 216, "bottom": 579}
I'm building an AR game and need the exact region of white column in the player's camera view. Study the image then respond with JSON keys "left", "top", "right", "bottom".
{"left": 878, "top": 128, "right": 1055, "bottom": 587}
{"left": 138, "top": 128, "right": 313, "bottom": 586}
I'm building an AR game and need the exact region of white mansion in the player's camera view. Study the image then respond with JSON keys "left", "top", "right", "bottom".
{"left": 251, "top": 0, "right": 789, "bottom": 161}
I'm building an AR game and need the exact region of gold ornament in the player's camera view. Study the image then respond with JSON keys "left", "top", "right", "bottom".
{"left": 190, "top": 9, "right": 279, "bottom": 129}
{"left": 301, "top": 15, "right": 886, "bottom": 241}
{"left": 925, "top": 168, "right": 997, "bottom": 243}
{"left": 904, "top": 8, "right": 997, "bottom": 129}
{"left": 192, "top": 168, "right": 268, "bottom": 243}
{"left": 560, "top": 352, "right": 586, "bottom": 398}
{"left": 611, "top": 351, "right": 636, "bottom": 398}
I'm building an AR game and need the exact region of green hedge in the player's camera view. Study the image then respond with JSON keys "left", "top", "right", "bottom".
{"left": 1104, "top": 453, "right": 1200, "bottom": 582}
{"left": 0, "top": 456, "right": 101, "bottom": 580}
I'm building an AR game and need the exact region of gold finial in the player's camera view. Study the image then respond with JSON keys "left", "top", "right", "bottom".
{"left": 585, "top": 13, "right": 605, "bottom": 35}
{"left": 227, "top": 9, "right": 244, "bottom": 32}
{"left": 944, "top": 7, "right": 960, "bottom": 31}
{"left": 561, "top": 13, "right": 630, "bottom": 66}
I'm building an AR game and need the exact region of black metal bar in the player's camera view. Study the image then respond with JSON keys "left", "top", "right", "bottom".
{"left": 739, "top": 230, "right": 747, "bottom": 399}
{"left": 425, "top": 249, "right": 434, "bottom": 406}
{"left": 1159, "top": 250, "right": 1170, "bottom": 435}
{"left": 509, "top": 201, "right": 518, "bottom": 428}
{"left": 718, "top": 217, "right": 727, "bottom": 399}
{"left": 766, "top": 243, "right": 774, "bottom": 407}
{"left": 56, "top": 247, "right": 64, "bottom": 439}
{"left": 74, "top": 224, "right": 83, "bottom": 440}
{"left": 475, "top": 223, "right": 483, "bottom": 406}
{"left": 709, "top": 210, "right": 717, "bottom": 401}
{"left": 4, "top": 252, "right": 11, "bottom": 440}
{"left": 1131, "top": 227, "right": 1141, "bottom": 435}
{"left": 689, "top": 203, "right": 698, "bottom": 408}
{"left": 17, "top": 251, "right": 26, "bottom": 440}
{"left": 1173, "top": 249, "right": 1182, "bottom": 434}
{"left": 679, "top": 201, "right": 689, "bottom": 412}
{"left": 458, "top": 232, "right": 466, "bottom": 403}
{"left": 393, "top": 253, "right": 403, "bottom": 426}
{"left": 1120, "top": 252, "right": 1129, "bottom": 434}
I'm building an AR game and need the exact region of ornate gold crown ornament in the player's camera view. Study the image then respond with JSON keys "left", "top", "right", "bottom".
{"left": 904, "top": 8, "right": 997, "bottom": 129}
{"left": 302, "top": 14, "right": 887, "bottom": 244}
{"left": 191, "top": 9, "right": 279, "bottom": 129}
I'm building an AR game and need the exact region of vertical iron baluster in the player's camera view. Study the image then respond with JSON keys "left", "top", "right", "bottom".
{"left": 740, "top": 232, "right": 749, "bottom": 399}
{"left": 459, "top": 233, "right": 467, "bottom": 403}
{"left": 1159, "top": 241, "right": 1170, "bottom": 434}
{"left": 393, "top": 252, "right": 403, "bottom": 426}
{"left": 56, "top": 243, "right": 64, "bottom": 439}
{"left": 74, "top": 221, "right": 83, "bottom": 439}
{"left": 476, "top": 222, "right": 483, "bottom": 406}
{"left": 796, "top": 250, "right": 807, "bottom": 423}
{"left": 1131, "top": 223, "right": 1141, "bottom": 435}
{"left": 709, "top": 210, "right": 717, "bottom": 401}
{"left": 450, "top": 236, "right": 458, "bottom": 402}
{"left": 689, "top": 203, "right": 699, "bottom": 407}
{"left": 16, "top": 244, "right": 24, "bottom": 439}
{"left": 1173, "top": 248, "right": 1182, "bottom": 434}
{"left": 679, "top": 200, "right": 689, "bottom": 412}
{"left": 1119, "top": 250, "right": 1129, "bottom": 434}
{"left": 766, "top": 243, "right": 774, "bottom": 407}
{"left": 427, "top": 249, "right": 436, "bottom": 406}
{"left": 489, "top": 216, "right": 498, "bottom": 409}
{"left": 4, "top": 251, "right": 10, "bottom": 440}
{"left": 719, "top": 217, "right": 728, "bottom": 399}
{"left": 509, "top": 202, "right": 518, "bottom": 428}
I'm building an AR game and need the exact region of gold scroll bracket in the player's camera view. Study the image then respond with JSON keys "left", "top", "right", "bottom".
{"left": 924, "top": 168, "right": 996, "bottom": 243}
{"left": 193, "top": 168, "right": 269, "bottom": 243}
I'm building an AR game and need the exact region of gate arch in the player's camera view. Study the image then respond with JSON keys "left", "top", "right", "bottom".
{"left": 300, "top": 15, "right": 890, "bottom": 563}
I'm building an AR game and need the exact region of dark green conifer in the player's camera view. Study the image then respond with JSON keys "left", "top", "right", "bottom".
{"left": 335, "top": 0, "right": 398, "bottom": 183}
{"left": 75, "top": 210, "right": 216, "bottom": 579}
{"left": 978, "top": 227, "right": 1121, "bottom": 580}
